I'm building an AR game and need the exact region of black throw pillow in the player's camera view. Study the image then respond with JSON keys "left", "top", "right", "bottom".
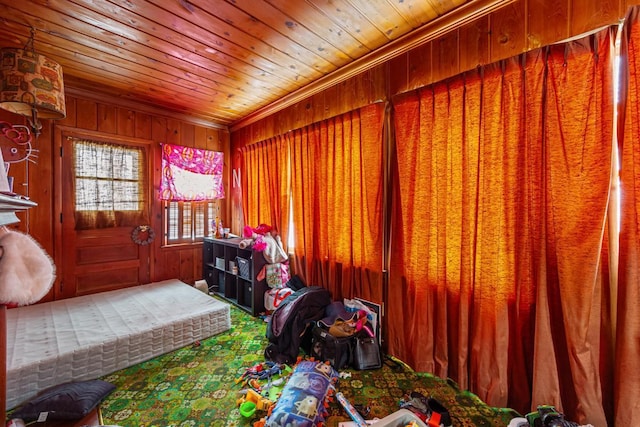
{"left": 11, "top": 379, "right": 116, "bottom": 421}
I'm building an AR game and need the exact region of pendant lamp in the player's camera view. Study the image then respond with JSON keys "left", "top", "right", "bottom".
{"left": 0, "top": 28, "right": 66, "bottom": 137}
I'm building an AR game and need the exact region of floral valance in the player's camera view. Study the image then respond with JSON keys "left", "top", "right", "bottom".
{"left": 159, "top": 143, "right": 225, "bottom": 201}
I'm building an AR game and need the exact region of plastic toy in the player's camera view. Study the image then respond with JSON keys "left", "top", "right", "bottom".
{"left": 525, "top": 405, "right": 579, "bottom": 427}
{"left": 336, "top": 391, "right": 368, "bottom": 427}
{"left": 236, "top": 361, "right": 286, "bottom": 385}
{"left": 240, "top": 401, "right": 257, "bottom": 418}
{"left": 237, "top": 388, "right": 274, "bottom": 412}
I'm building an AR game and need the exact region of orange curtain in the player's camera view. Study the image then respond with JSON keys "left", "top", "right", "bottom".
{"left": 241, "top": 135, "right": 290, "bottom": 244}
{"left": 390, "top": 28, "right": 614, "bottom": 425}
{"left": 531, "top": 33, "right": 614, "bottom": 426}
{"left": 290, "top": 103, "right": 385, "bottom": 302}
{"left": 615, "top": 7, "right": 640, "bottom": 426}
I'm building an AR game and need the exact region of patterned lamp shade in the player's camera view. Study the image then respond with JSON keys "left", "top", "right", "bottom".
{"left": 0, "top": 47, "right": 66, "bottom": 126}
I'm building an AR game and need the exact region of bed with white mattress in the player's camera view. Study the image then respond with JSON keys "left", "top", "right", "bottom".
{"left": 5, "top": 279, "right": 231, "bottom": 410}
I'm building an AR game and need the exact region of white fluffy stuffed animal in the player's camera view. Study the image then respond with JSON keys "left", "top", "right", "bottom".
{"left": 0, "top": 229, "right": 55, "bottom": 306}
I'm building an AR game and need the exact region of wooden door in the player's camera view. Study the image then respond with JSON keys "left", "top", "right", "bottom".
{"left": 59, "top": 134, "right": 151, "bottom": 298}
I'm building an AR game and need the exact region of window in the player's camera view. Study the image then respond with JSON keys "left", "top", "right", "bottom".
{"left": 72, "top": 138, "right": 147, "bottom": 230}
{"left": 164, "top": 201, "right": 220, "bottom": 244}
{"left": 159, "top": 143, "right": 225, "bottom": 245}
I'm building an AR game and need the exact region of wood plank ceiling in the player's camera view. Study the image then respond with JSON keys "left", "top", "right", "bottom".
{"left": 0, "top": 0, "right": 506, "bottom": 128}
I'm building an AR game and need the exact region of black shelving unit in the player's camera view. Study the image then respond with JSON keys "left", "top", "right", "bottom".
{"left": 202, "top": 237, "right": 267, "bottom": 316}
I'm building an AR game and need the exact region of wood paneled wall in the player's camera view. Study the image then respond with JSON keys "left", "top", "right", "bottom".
{"left": 232, "top": 0, "right": 634, "bottom": 144}
{"left": 0, "top": 109, "right": 53, "bottom": 253}
{"left": 2, "top": 93, "right": 229, "bottom": 299}
{"left": 5, "top": 0, "right": 638, "bottom": 299}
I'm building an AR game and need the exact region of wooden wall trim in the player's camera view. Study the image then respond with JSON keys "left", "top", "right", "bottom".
{"left": 230, "top": 0, "right": 516, "bottom": 132}
{"left": 65, "top": 86, "right": 229, "bottom": 131}
{"left": 54, "top": 125, "right": 158, "bottom": 147}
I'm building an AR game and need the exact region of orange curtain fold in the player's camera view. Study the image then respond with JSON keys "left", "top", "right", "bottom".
{"left": 390, "top": 58, "right": 535, "bottom": 403}
{"left": 290, "top": 103, "right": 385, "bottom": 302}
{"left": 240, "top": 135, "right": 290, "bottom": 245}
{"left": 471, "top": 58, "right": 532, "bottom": 409}
{"left": 390, "top": 28, "right": 614, "bottom": 425}
{"left": 531, "top": 32, "right": 614, "bottom": 427}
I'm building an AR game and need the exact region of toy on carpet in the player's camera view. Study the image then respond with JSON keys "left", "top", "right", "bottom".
{"left": 236, "top": 361, "right": 294, "bottom": 420}
{"left": 237, "top": 361, "right": 288, "bottom": 385}
{"left": 238, "top": 389, "right": 275, "bottom": 417}
{"left": 256, "top": 359, "right": 338, "bottom": 427}
{"left": 336, "top": 391, "right": 368, "bottom": 427}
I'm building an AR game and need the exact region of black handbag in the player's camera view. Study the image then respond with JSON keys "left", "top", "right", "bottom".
{"left": 310, "top": 324, "right": 354, "bottom": 370}
{"left": 353, "top": 335, "right": 381, "bottom": 370}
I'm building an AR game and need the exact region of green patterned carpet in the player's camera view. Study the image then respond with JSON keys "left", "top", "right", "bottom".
{"left": 100, "top": 298, "right": 518, "bottom": 427}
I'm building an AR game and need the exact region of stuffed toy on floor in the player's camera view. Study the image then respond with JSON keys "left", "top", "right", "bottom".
{"left": 258, "top": 359, "right": 338, "bottom": 427}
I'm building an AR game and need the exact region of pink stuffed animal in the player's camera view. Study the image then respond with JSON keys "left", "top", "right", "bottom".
{"left": 239, "top": 224, "right": 270, "bottom": 249}
{"left": 238, "top": 224, "right": 287, "bottom": 264}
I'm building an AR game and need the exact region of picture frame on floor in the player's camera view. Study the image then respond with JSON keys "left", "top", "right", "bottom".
{"left": 354, "top": 298, "right": 382, "bottom": 348}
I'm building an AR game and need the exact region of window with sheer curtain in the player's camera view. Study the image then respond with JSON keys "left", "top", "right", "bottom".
{"left": 73, "top": 139, "right": 147, "bottom": 230}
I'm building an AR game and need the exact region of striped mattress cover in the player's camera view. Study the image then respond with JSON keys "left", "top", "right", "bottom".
{"left": 5, "top": 279, "right": 231, "bottom": 409}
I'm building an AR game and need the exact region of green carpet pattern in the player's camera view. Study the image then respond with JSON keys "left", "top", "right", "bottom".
{"left": 100, "top": 298, "right": 519, "bottom": 427}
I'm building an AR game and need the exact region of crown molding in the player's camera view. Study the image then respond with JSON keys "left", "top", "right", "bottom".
{"left": 230, "top": 0, "right": 515, "bottom": 132}
{"left": 64, "top": 85, "right": 229, "bottom": 131}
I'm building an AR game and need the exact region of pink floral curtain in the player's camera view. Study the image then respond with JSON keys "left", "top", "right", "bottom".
{"left": 159, "top": 143, "right": 224, "bottom": 201}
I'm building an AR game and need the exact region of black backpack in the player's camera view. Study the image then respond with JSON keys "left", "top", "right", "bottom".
{"left": 264, "top": 286, "right": 331, "bottom": 364}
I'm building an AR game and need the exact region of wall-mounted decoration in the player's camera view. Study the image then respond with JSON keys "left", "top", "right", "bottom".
{"left": 0, "top": 121, "right": 35, "bottom": 194}
{"left": 0, "top": 121, "right": 34, "bottom": 164}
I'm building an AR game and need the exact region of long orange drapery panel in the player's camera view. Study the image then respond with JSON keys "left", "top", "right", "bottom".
{"left": 290, "top": 103, "right": 385, "bottom": 302}
{"left": 390, "top": 28, "right": 614, "bottom": 425}
{"left": 241, "top": 135, "right": 291, "bottom": 244}
{"left": 531, "top": 33, "right": 614, "bottom": 426}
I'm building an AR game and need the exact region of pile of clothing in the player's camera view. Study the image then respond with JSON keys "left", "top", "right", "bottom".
{"left": 399, "top": 391, "right": 452, "bottom": 427}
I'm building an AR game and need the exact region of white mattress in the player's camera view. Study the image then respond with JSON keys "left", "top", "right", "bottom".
{"left": 6, "top": 279, "right": 231, "bottom": 410}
